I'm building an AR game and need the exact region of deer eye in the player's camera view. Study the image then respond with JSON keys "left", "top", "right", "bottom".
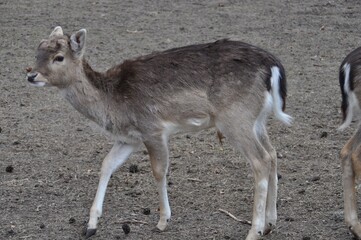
{"left": 54, "top": 55, "right": 64, "bottom": 62}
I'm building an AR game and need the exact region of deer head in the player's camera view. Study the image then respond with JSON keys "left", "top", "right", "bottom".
{"left": 26, "top": 26, "right": 87, "bottom": 88}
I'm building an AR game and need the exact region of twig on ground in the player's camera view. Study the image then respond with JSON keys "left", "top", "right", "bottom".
{"left": 218, "top": 208, "right": 252, "bottom": 225}
{"left": 126, "top": 29, "right": 143, "bottom": 34}
{"left": 187, "top": 178, "right": 202, "bottom": 182}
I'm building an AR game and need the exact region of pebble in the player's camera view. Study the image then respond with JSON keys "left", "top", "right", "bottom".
{"left": 129, "top": 164, "right": 139, "bottom": 173}
{"left": 298, "top": 189, "right": 306, "bottom": 194}
{"left": 311, "top": 176, "right": 320, "bottom": 182}
{"left": 6, "top": 165, "right": 14, "bottom": 173}
{"left": 69, "top": 217, "right": 76, "bottom": 224}
{"left": 320, "top": 132, "right": 328, "bottom": 138}
{"left": 142, "top": 208, "right": 151, "bottom": 215}
{"left": 122, "top": 223, "right": 130, "bottom": 234}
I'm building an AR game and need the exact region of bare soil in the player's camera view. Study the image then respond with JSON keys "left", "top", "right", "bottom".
{"left": 1, "top": 0, "right": 360, "bottom": 239}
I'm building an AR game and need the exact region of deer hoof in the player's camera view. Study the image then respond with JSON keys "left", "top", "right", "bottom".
{"left": 245, "top": 231, "right": 261, "bottom": 240}
{"left": 263, "top": 223, "right": 275, "bottom": 235}
{"left": 350, "top": 223, "right": 361, "bottom": 239}
{"left": 84, "top": 228, "right": 97, "bottom": 239}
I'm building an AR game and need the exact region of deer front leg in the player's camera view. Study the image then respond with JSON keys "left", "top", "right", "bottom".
{"left": 144, "top": 139, "right": 171, "bottom": 231}
{"left": 85, "top": 142, "right": 136, "bottom": 238}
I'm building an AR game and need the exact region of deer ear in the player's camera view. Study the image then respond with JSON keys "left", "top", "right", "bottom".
{"left": 49, "top": 26, "right": 63, "bottom": 37}
{"left": 70, "top": 29, "right": 87, "bottom": 58}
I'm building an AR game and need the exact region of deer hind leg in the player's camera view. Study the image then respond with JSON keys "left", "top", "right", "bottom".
{"left": 342, "top": 130, "right": 361, "bottom": 238}
{"left": 144, "top": 138, "right": 171, "bottom": 231}
{"left": 86, "top": 142, "right": 136, "bottom": 238}
{"left": 256, "top": 128, "right": 278, "bottom": 235}
{"left": 216, "top": 118, "right": 271, "bottom": 240}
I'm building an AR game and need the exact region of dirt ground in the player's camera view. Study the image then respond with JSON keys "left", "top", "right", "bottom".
{"left": 2, "top": 0, "right": 361, "bottom": 239}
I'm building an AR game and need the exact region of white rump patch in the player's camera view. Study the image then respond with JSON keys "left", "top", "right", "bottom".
{"left": 270, "top": 66, "right": 292, "bottom": 125}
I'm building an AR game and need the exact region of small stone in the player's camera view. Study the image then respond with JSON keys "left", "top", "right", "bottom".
{"left": 143, "top": 150, "right": 148, "bottom": 155}
{"left": 320, "top": 132, "right": 328, "bottom": 138}
{"left": 142, "top": 208, "right": 151, "bottom": 215}
{"left": 40, "top": 223, "right": 45, "bottom": 229}
{"left": 311, "top": 176, "right": 320, "bottom": 182}
{"left": 298, "top": 189, "right": 306, "bottom": 194}
{"left": 12, "top": 140, "right": 20, "bottom": 145}
{"left": 302, "top": 237, "right": 311, "bottom": 240}
{"left": 277, "top": 173, "right": 282, "bottom": 180}
{"left": 69, "top": 217, "right": 76, "bottom": 224}
{"left": 129, "top": 164, "right": 139, "bottom": 173}
{"left": 6, "top": 165, "right": 14, "bottom": 173}
{"left": 122, "top": 223, "right": 130, "bottom": 234}
{"left": 0, "top": 127, "right": 2, "bottom": 133}
{"left": 285, "top": 217, "right": 294, "bottom": 222}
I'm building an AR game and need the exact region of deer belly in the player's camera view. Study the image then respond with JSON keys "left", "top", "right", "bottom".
{"left": 162, "top": 115, "right": 213, "bottom": 136}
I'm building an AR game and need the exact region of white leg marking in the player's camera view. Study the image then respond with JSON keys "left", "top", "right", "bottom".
{"left": 156, "top": 174, "right": 171, "bottom": 231}
{"left": 253, "top": 179, "right": 268, "bottom": 231}
{"left": 88, "top": 143, "right": 136, "bottom": 230}
{"left": 265, "top": 170, "right": 277, "bottom": 226}
{"left": 156, "top": 133, "right": 171, "bottom": 231}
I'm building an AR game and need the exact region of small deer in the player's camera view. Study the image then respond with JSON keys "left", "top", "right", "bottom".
{"left": 26, "top": 26, "right": 291, "bottom": 240}
{"left": 339, "top": 47, "right": 361, "bottom": 239}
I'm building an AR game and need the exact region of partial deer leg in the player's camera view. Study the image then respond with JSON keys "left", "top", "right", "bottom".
{"left": 341, "top": 128, "right": 361, "bottom": 238}
{"left": 86, "top": 142, "right": 136, "bottom": 238}
{"left": 144, "top": 138, "right": 171, "bottom": 231}
{"left": 342, "top": 128, "right": 361, "bottom": 238}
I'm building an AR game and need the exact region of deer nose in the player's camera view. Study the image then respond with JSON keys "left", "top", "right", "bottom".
{"left": 27, "top": 72, "right": 38, "bottom": 82}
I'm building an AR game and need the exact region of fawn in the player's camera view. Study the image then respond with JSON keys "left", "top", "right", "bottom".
{"left": 27, "top": 26, "right": 291, "bottom": 239}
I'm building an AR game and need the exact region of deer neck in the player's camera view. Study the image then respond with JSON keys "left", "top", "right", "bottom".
{"left": 61, "top": 60, "right": 113, "bottom": 131}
